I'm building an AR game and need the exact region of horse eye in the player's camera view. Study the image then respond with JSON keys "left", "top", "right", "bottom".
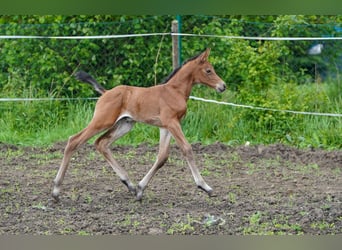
{"left": 206, "top": 69, "right": 212, "bottom": 74}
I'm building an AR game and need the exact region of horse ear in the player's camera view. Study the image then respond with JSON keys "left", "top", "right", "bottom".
{"left": 198, "top": 48, "right": 211, "bottom": 63}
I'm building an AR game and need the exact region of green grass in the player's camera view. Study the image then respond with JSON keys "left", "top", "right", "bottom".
{"left": 1, "top": 81, "right": 341, "bottom": 148}
{"left": 242, "top": 211, "right": 304, "bottom": 235}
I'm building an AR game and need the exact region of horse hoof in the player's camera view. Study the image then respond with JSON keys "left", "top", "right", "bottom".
{"left": 121, "top": 180, "right": 137, "bottom": 195}
{"left": 208, "top": 191, "right": 217, "bottom": 197}
{"left": 197, "top": 185, "right": 213, "bottom": 196}
{"left": 51, "top": 186, "right": 60, "bottom": 202}
{"left": 51, "top": 193, "right": 60, "bottom": 203}
{"left": 136, "top": 186, "right": 144, "bottom": 202}
{"left": 136, "top": 194, "right": 143, "bottom": 202}
{"left": 129, "top": 186, "right": 137, "bottom": 195}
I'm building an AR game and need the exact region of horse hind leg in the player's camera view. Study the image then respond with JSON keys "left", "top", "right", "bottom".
{"left": 136, "top": 128, "right": 172, "bottom": 201}
{"left": 52, "top": 125, "right": 105, "bottom": 201}
{"left": 95, "top": 117, "right": 136, "bottom": 194}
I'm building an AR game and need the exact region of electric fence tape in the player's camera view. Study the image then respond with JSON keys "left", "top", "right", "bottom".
{"left": 189, "top": 96, "right": 342, "bottom": 118}
{"left": 1, "top": 96, "right": 341, "bottom": 118}
{"left": 1, "top": 32, "right": 341, "bottom": 118}
{"left": 1, "top": 32, "right": 341, "bottom": 40}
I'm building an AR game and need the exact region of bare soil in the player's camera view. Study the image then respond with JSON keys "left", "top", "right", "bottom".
{"left": 0, "top": 142, "right": 341, "bottom": 235}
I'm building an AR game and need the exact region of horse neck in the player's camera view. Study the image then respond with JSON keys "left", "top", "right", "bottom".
{"left": 165, "top": 63, "right": 195, "bottom": 99}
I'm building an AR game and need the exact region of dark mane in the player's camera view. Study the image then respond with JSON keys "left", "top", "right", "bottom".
{"left": 161, "top": 50, "right": 203, "bottom": 84}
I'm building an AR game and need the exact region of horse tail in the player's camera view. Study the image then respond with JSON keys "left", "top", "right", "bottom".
{"left": 74, "top": 71, "right": 107, "bottom": 95}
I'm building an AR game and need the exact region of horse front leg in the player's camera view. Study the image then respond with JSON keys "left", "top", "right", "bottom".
{"left": 167, "top": 121, "right": 213, "bottom": 197}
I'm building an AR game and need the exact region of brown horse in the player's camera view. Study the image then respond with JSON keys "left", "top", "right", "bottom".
{"left": 52, "top": 48, "right": 226, "bottom": 202}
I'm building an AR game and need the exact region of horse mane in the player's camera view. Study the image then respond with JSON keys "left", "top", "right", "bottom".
{"left": 161, "top": 50, "right": 204, "bottom": 84}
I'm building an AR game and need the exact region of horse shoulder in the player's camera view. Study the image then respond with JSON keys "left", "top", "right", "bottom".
{"left": 158, "top": 86, "right": 187, "bottom": 122}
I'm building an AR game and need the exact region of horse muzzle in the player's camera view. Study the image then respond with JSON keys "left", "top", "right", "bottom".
{"left": 216, "top": 82, "right": 226, "bottom": 93}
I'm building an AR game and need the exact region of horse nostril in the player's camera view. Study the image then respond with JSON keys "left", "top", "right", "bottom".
{"left": 217, "top": 83, "right": 226, "bottom": 93}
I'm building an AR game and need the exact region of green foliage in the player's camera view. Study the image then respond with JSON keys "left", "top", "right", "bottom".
{"left": 0, "top": 99, "right": 95, "bottom": 145}
{"left": 1, "top": 15, "right": 341, "bottom": 149}
{"left": 243, "top": 211, "right": 304, "bottom": 235}
{"left": 0, "top": 15, "right": 173, "bottom": 98}
{"left": 271, "top": 15, "right": 342, "bottom": 84}
{"left": 1, "top": 82, "right": 341, "bottom": 148}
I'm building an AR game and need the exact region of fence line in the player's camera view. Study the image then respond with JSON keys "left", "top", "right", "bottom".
{"left": 1, "top": 32, "right": 342, "bottom": 40}
{"left": 1, "top": 31, "right": 341, "bottom": 118}
{"left": 0, "top": 97, "right": 98, "bottom": 102}
{"left": 172, "top": 33, "right": 342, "bottom": 41}
{"left": 188, "top": 96, "right": 342, "bottom": 118}
{"left": 0, "top": 33, "right": 170, "bottom": 40}
{"left": 1, "top": 96, "right": 341, "bottom": 118}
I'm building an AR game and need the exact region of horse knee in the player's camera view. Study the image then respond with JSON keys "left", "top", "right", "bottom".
{"left": 95, "top": 138, "right": 106, "bottom": 153}
{"left": 66, "top": 129, "right": 94, "bottom": 153}
{"left": 181, "top": 143, "right": 193, "bottom": 157}
{"left": 65, "top": 135, "right": 79, "bottom": 152}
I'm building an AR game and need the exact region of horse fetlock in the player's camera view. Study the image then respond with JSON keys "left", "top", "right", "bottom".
{"left": 121, "top": 179, "right": 136, "bottom": 195}
{"left": 52, "top": 186, "right": 61, "bottom": 202}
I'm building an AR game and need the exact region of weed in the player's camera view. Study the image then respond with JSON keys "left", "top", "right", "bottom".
{"left": 120, "top": 215, "right": 132, "bottom": 226}
{"left": 299, "top": 211, "right": 309, "bottom": 216}
{"left": 101, "top": 166, "right": 109, "bottom": 175}
{"left": 310, "top": 221, "right": 335, "bottom": 231}
{"left": 250, "top": 211, "right": 262, "bottom": 225}
{"left": 243, "top": 212, "right": 304, "bottom": 235}
{"left": 41, "top": 170, "right": 57, "bottom": 179}
{"left": 85, "top": 194, "right": 93, "bottom": 204}
{"left": 60, "top": 227, "right": 73, "bottom": 234}
{"left": 0, "top": 186, "right": 15, "bottom": 195}
{"left": 70, "top": 187, "right": 80, "bottom": 201}
{"left": 303, "top": 163, "right": 320, "bottom": 173}
{"left": 227, "top": 192, "right": 237, "bottom": 204}
{"left": 200, "top": 168, "right": 211, "bottom": 176}
{"left": 167, "top": 214, "right": 195, "bottom": 235}
{"left": 86, "top": 151, "right": 97, "bottom": 161}
{"left": 32, "top": 202, "right": 48, "bottom": 211}
{"left": 78, "top": 230, "right": 91, "bottom": 235}
{"left": 116, "top": 214, "right": 141, "bottom": 234}
{"left": 246, "top": 163, "right": 258, "bottom": 175}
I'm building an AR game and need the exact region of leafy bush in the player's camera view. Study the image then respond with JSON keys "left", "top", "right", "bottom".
{"left": 0, "top": 15, "right": 174, "bottom": 98}
{"left": 1, "top": 15, "right": 341, "bottom": 148}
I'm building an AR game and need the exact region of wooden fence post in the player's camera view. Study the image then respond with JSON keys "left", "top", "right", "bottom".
{"left": 172, "top": 20, "right": 179, "bottom": 70}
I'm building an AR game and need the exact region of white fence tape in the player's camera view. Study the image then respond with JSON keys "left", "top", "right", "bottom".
{"left": 189, "top": 96, "right": 342, "bottom": 117}
{"left": 0, "top": 97, "right": 98, "bottom": 101}
{"left": 0, "top": 33, "right": 170, "bottom": 40}
{"left": 172, "top": 33, "right": 342, "bottom": 41}
{"left": 0, "top": 32, "right": 341, "bottom": 118}
{"left": 1, "top": 96, "right": 341, "bottom": 118}
{"left": 0, "top": 32, "right": 341, "bottom": 41}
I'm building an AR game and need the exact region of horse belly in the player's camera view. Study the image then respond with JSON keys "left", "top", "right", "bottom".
{"left": 129, "top": 107, "right": 162, "bottom": 126}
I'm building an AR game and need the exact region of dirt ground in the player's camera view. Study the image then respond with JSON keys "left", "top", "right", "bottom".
{"left": 0, "top": 142, "right": 341, "bottom": 235}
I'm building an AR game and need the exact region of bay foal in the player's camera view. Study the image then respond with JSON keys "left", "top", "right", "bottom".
{"left": 52, "top": 48, "right": 226, "bottom": 201}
